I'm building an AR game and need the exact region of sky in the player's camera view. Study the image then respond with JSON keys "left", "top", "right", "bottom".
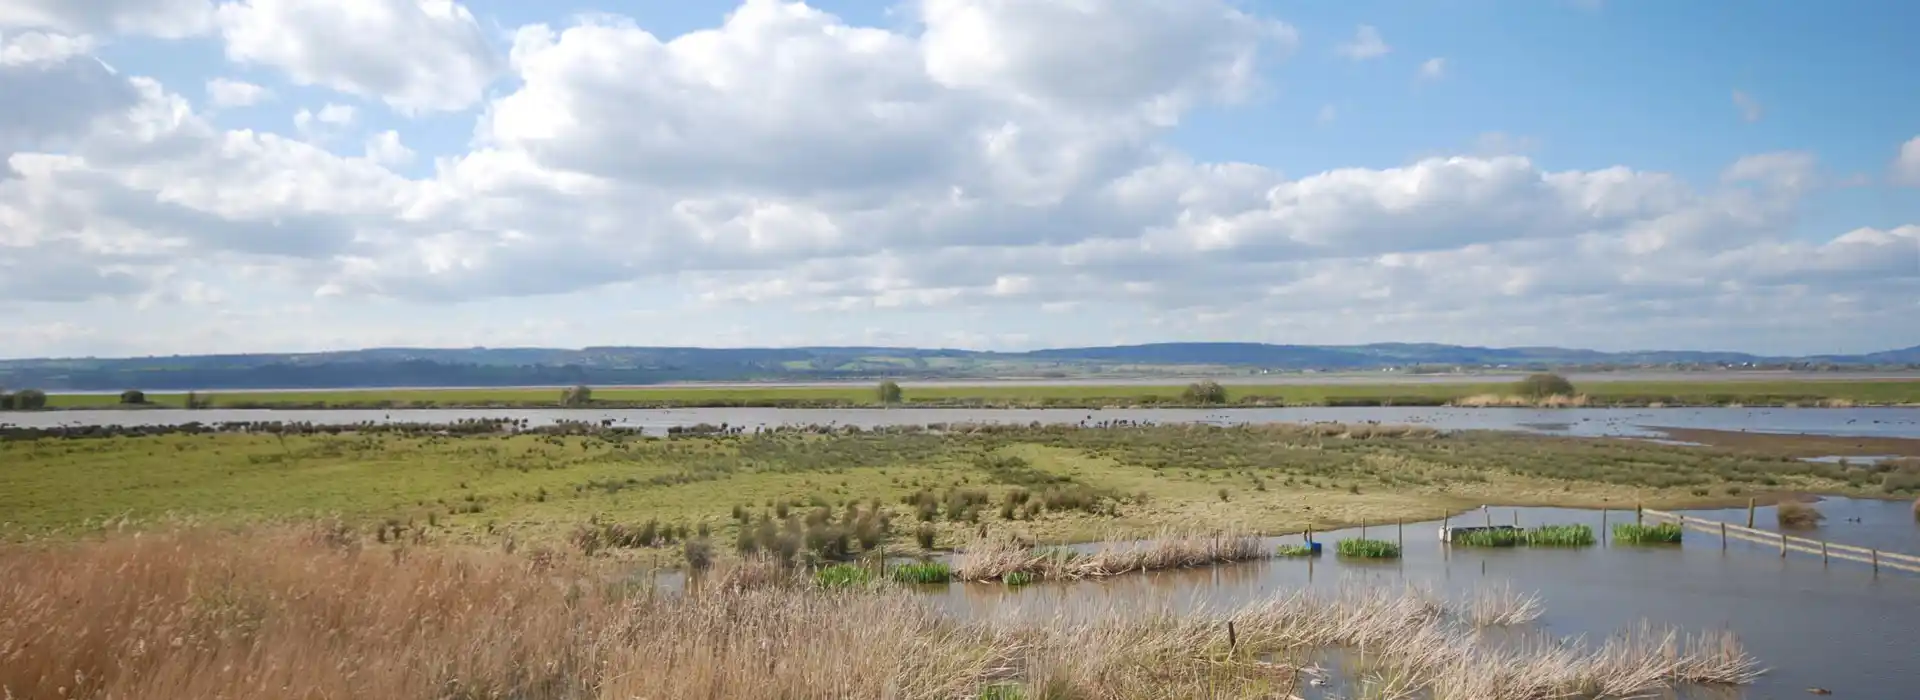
{"left": 1, "top": 0, "right": 1917, "bottom": 359}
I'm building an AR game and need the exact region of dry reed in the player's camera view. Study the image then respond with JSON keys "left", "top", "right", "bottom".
{"left": 0, "top": 526, "right": 1762, "bottom": 700}
{"left": 1776, "top": 500, "right": 1826, "bottom": 529}
{"left": 953, "top": 530, "right": 1265, "bottom": 582}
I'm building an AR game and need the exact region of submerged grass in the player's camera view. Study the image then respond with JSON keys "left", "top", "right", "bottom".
{"left": 0, "top": 526, "right": 1763, "bottom": 700}
{"left": 1613, "top": 522, "right": 1685, "bottom": 544}
{"left": 1276, "top": 543, "right": 1318, "bottom": 557}
{"left": 1338, "top": 539, "right": 1403, "bottom": 559}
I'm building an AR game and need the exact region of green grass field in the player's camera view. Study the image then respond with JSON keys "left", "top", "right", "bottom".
{"left": 4, "top": 422, "right": 1908, "bottom": 556}
{"left": 31, "top": 377, "right": 1920, "bottom": 409}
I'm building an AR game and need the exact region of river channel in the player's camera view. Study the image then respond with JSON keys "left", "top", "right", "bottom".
{"left": 7, "top": 405, "right": 1920, "bottom": 439}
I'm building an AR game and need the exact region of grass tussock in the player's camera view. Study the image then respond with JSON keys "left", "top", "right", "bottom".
{"left": 1775, "top": 500, "right": 1825, "bottom": 529}
{"left": 0, "top": 526, "right": 1762, "bottom": 700}
{"left": 1612, "top": 522, "right": 1685, "bottom": 545}
{"left": 953, "top": 530, "right": 1264, "bottom": 582}
{"left": 1275, "top": 543, "right": 1318, "bottom": 557}
{"left": 1337, "top": 538, "right": 1403, "bottom": 559}
{"left": 1454, "top": 524, "right": 1597, "bottom": 548}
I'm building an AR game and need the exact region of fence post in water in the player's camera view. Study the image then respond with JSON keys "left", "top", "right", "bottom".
{"left": 1747, "top": 498, "right": 1756, "bottom": 528}
{"left": 1636, "top": 504, "right": 1643, "bottom": 526}
{"left": 1397, "top": 519, "right": 1404, "bottom": 549}
{"left": 1821, "top": 541, "right": 1828, "bottom": 566}
{"left": 1512, "top": 511, "right": 1519, "bottom": 527}
{"left": 1601, "top": 510, "right": 1608, "bottom": 546}
{"left": 1780, "top": 532, "right": 1787, "bottom": 558}
{"left": 1872, "top": 549, "right": 1880, "bottom": 574}
{"left": 1362, "top": 521, "right": 1368, "bottom": 538}
{"left": 1720, "top": 522, "right": 1727, "bottom": 550}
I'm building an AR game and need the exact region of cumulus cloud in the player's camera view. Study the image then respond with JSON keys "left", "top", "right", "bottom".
{"left": 205, "top": 77, "right": 270, "bottom": 108}
{"left": 216, "top": 0, "right": 501, "bottom": 113}
{"left": 1895, "top": 136, "right": 1920, "bottom": 186}
{"left": 1337, "top": 25, "right": 1389, "bottom": 60}
{"left": 0, "top": 0, "right": 1914, "bottom": 357}
{"left": 0, "top": 0, "right": 212, "bottom": 38}
{"left": 1419, "top": 57, "right": 1445, "bottom": 79}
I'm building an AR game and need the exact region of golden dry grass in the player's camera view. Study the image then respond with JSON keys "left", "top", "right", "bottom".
{"left": 952, "top": 530, "right": 1266, "bottom": 582}
{"left": 0, "top": 526, "right": 1765, "bottom": 700}
{"left": 1776, "top": 500, "right": 1826, "bottom": 529}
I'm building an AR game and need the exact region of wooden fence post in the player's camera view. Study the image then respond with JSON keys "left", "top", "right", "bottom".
{"left": 1780, "top": 532, "right": 1787, "bottom": 558}
{"left": 1746, "top": 498, "right": 1756, "bottom": 528}
{"left": 1720, "top": 522, "right": 1727, "bottom": 550}
{"left": 1821, "top": 541, "right": 1828, "bottom": 566}
{"left": 1601, "top": 510, "right": 1608, "bottom": 546}
{"left": 1226, "top": 620, "right": 1238, "bottom": 651}
{"left": 1636, "top": 504, "right": 1643, "bottom": 526}
{"left": 1397, "top": 519, "right": 1404, "bottom": 549}
{"left": 1872, "top": 549, "right": 1880, "bottom": 574}
{"left": 1361, "top": 521, "right": 1368, "bottom": 539}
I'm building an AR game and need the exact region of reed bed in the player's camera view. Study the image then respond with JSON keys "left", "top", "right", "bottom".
{"left": 1453, "top": 528, "right": 1522, "bottom": 547}
{"left": 952, "top": 530, "right": 1265, "bottom": 582}
{"left": 0, "top": 526, "right": 1762, "bottom": 700}
{"left": 1612, "top": 522, "right": 1685, "bottom": 544}
{"left": 889, "top": 561, "right": 953, "bottom": 584}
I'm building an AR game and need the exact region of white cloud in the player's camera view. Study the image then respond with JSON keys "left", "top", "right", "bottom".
{"left": 1732, "top": 89, "right": 1762, "bottom": 122}
{"left": 205, "top": 77, "right": 270, "bottom": 108}
{"left": 1337, "top": 25, "right": 1389, "bottom": 60}
{"left": 215, "top": 0, "right": 501, "bottom": 113}
{"left": 1418, "top": 57, "right": 1445, "bottom": 79}
{"left": 363, "top": 130, "right": 413, "bottom": 166}
{"left": 1894, "top": 136, "right": 1920, "bottom": 186}
{"left": 0, "top": 0, "right": 1914, "bottom": 358}
{"left": 0, "top": 0, "right": 212, "bottom": 38}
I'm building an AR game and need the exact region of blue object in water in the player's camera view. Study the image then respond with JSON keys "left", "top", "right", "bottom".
{"left": 1306, "top": 541, "right": 1323, "bottom": 554}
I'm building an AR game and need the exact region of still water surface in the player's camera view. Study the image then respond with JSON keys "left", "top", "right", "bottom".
{"left": 8, "top": 406, "right": 1920, "bottom": 438}
{"left": 931, "top": 501, "right": 1920, "bottom": 698}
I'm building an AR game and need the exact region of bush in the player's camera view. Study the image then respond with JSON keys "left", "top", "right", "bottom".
{"left": 1776, "top": 501, "right": 1825, "bottom": 529}
{"left": 1182, "top": 381, "right": 1228, "bottom": 405}
{"left": 1514, "top": 373, "right": 1576, "bottom": 399}
{"left": 118, "top": 390, "right": 146, "bottom": 405}
{"left": 876, "top": 380, "right": 903, "bottom": 404}
{"left": 682, "top": 538, "right": 714, "bottom": 571}
{"left": 560, "top": 384, "right": 593, "bottom": 407}
{"left": 11, "top": 388, "right": 46, "bottom": 410}
{"left": 914, "top": 523, "right": 937, "bottom": 550}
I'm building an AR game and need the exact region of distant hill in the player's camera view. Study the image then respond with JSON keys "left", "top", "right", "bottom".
{"left": 1, "top": 342, "right": 1914, "bottom": 392}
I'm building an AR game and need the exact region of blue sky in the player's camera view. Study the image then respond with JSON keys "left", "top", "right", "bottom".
{"left": 3, "top": 0, "right": 1917, "bottom": 358}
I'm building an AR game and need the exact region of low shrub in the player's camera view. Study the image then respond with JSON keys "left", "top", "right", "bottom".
{"left": 1775, "top": 501, "right": 1825, "bottom": 530}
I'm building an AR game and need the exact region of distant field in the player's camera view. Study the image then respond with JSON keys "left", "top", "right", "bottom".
{"left": 32, "top": 377, "right": 1920, "bottom": 409}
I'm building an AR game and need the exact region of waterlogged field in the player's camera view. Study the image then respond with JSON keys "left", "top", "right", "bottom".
{"left": 5, "top": 423, "right": 1919, "bottom": 699}
{"left": 31, "top": 376, "right": 1920, "bottom": 409}
{"left": 5, "top": 423, "right": 1913, "bottom": 553}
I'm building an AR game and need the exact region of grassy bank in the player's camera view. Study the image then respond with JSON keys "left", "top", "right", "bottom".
{"left": 6, "top": 422, "right": 1914, "bottom": 557}
{"left": 0, "top": 525, "right": 1761, "bottom": 700}
{"left": 26, "top": 377, "right": 1920, "bottom": 409}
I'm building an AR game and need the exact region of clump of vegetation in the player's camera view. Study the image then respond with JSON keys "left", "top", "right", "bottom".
{"left": 682, "top": 537, "right": 714, "bottom": 571}
{"left": 1612, "top": 522, "right": 1684, "bottom": 544}
{"left": 1336, "top": 539, "right": 1401, "bottom": 559}
{"left": 1181, "top": 380, "right": 1228, "bottom": 405}
{"left": 1775, "top": 501, "right": 1825, "bottom": 530}
{"left": 1, "top": 388, "right": 46, "bottom": 410}
{"left": 889, "top": 561, "right": 951, "bottom": 584}
{"left": 560, "top": 384, "right": 593, "bottom": 407}
{"left": 914, "top": 523, "right": 937, "bottom": 550}
{"left": 1002, "top": 571, "right": 1036, "bottom": 587}
{"left": 1453, "top": 528, "right": 1522, "bottom": 547}
{"left": 812, "top": 563, "right": 874, "bottom": 588}
{"left": 1275, "top": 543, "right": 1317, "bottom": 557}
{"left": 1523, "top": 524, "right": 1596, "bottom": 547}
{"left": 118, "top": 390, "right": 147, "bottom": 405}
{"left": 876, "top": 380, "right": 904, "bottom": 405}
{"left": 1515, "top": 373, "right": 1577, "bottom": 399}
